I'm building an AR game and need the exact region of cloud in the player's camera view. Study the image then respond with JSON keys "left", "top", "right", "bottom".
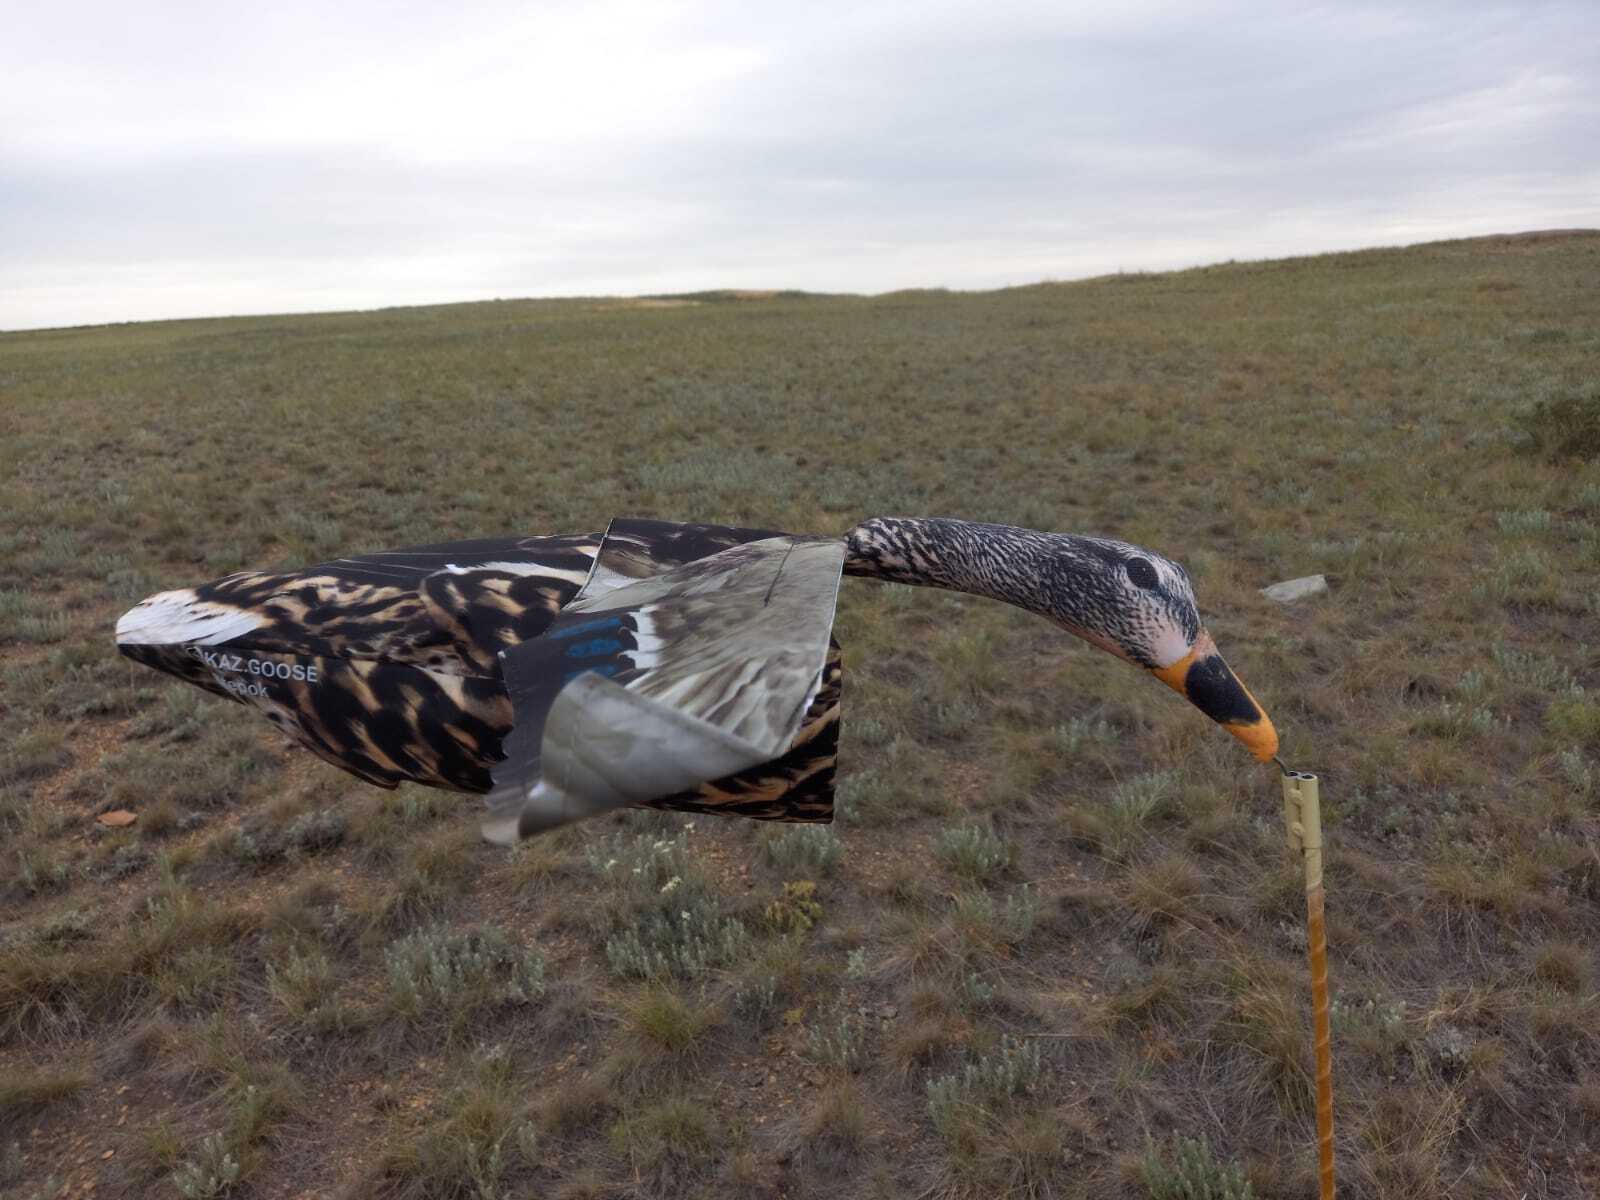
{"left": 2, "top": 1, "right": 1595, "bottom": 329}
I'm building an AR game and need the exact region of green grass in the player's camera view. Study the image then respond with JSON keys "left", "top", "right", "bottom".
{"left": 1, "top": 231, "right": 1598, "bottom": 1196}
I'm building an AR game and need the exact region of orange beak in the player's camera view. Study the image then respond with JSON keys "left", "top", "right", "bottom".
{"left": 1151, "top": 629, "right": 1278, "bottom": 762}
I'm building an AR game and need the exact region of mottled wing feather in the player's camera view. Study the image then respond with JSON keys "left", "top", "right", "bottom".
{"left": 118, "top": 534, "right": 602, "bottom": 676}
{"left": 116, "top": 535, "right": 601, "bottom": 794}
{"left": 417, "top": 558, "right": 594, "bottom": 673}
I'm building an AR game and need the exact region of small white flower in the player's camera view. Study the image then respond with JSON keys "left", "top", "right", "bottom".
{"left": 603, "top": 858, "right": 618, "bottom": 872}
{"left": 681, "top": 911, "right": 691, "bottom": 921}
{"left": 660, "top": 876, "right": 681, "bottom": 895}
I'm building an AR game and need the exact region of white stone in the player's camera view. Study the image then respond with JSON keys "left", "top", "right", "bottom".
{"left": 1261, "top": 574, "right": 1328, "bottom": 603}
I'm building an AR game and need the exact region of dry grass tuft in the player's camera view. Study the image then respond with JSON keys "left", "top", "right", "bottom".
{"left": 1350, "top": 1085, "right": 1465, "bottom": 1200}
{"left": 1124, "top": 851, "right": 1209, "bottom": 929}
{"left": 1531, "top": 940, "right": 1589, "bottom": 994}
{"left": 0, "top": 1068, "right": 89, "bottom": 1132}
{"left": 537, "top": 1074, "right": 615, "bottom": 1138}
{"left": 606, "top": 1093, "right": 719, "bottom": 1192}
{"left": 785, "top": 1076, "right": 868, "bottom": 1164}
{"left": 361, "top": 1044, "right": 539, "bottom": 1200}
{"left": 624, "top": 985, "right": 720, "bottom": 1054}
{"left": 1220, "top": 963, "right": 1313, "bottom": 1113}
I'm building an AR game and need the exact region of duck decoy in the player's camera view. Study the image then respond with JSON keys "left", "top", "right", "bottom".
{"left": 115, "top": 517, "right": 1277, "bottom": 841}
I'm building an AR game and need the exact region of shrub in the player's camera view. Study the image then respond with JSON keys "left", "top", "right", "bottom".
{"left": 587, "top": 828, "right": 693, "bottom": 898}
{"left": 13, "top": 848, "right": 71, "bottom": 897}
{"left": 219, "top": 825, "right": 287, "bottom": 870}
{"left": 1495, "top": 510, "right": 1554, "bottom": 535}
{"left": 590, "top": 828, "right": 751, "bottom": 979}
{"left": 759, "top": 825, "right": 843, "bottom": 875}
{"left": 1050, "top": 716, "right": 1116, "bottom": 755}
{"left": 0, "top": 592, "right": 69, "bottom": 645}
{"left": 153, "top": 944, "right": 234, "bottom": 1010}
{"left": 28, "top": 908, "right": 93, "bottom": 947}
{"left": 1557, "top": 749, "right": 1597, "bottom": 800}
{"left": 265, "top": 946, "right": 337, "bottom": 1022}
{"left": 733, "top": 972, "right": 778, "bottom": 1021}
{"left": 1331, "top": 994, "right": 1409, "bottom": 1058}
{"left": 1138, "top": 1136, "right": 1255, "bottom": 1200}
{"left": 936, "top": 825, "right": 1014, "bottom": 883}
{"left": 171, "top": 1133, "right": 241, "bottom": 1199}
{"left": 285, "top": 807, "right": 347, "bottom": 854}
{"left": 385, "top": 926, "right": 546, "bottom": 1025}
{"left": 805, "top": 1004, "right": 865, "bottom": 1071}
{"left": 951, "top": 885, "right": 1040, "bottom": 949}
{"left": 605, "top": 907, "right": 750, "bottom": 980}
{"left": 1413, "top": 700, "right": 1503, "bottom": 741}
{"left": 1492, "top": 642, "right": 1577, "bottom": 694}
{"left": 925, "top": 1035, "right": 1047, "bottom": 1135}
{"left": 764, "top": 881, "right": 823, "bottom": 934}
{"left": 1, "top": 728, "right": 71, "bottom": 786}
{"left": 95, "top": 844, "right": 151, "bottom": 882}
{"left": 1548, "top": 694, "right": 1600, "bottom": 748}
{"left": 127, "top": 687, "right": 210, "bottom": 742}
{"left": 1518, "top": 390, "right": 1600, "bottom": 460}
{"left": 1103, "top": 770, "right": 1182, "bottom": 859}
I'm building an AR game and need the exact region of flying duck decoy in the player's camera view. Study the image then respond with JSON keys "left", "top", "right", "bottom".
{"left": 115, "top": 517, "right": 1278, "bottom": 842}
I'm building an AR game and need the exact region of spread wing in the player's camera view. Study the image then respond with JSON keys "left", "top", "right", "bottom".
{"left": 481, "top": 535, "right": 845, "bottom": 842}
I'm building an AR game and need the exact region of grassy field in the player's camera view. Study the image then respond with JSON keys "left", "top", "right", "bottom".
{"left": 2, "top": 230, "right": 1599, "bottom": 1199}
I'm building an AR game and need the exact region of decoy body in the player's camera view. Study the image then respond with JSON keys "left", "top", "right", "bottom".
{"left": 116, "top": 517, "right": 1277, "bottom": 841}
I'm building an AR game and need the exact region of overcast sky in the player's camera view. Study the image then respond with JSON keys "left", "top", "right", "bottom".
{"left": 2, "top": 1, "right": 1595, "bottom": 330}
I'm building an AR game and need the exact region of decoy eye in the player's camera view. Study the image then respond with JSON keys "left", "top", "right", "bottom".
{"left": 1125, "top": 557, "right": 1159, "bottom": 590}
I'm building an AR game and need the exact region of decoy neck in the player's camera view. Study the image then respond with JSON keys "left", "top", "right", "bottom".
{"left": 843, "top": 516, "right": 1278, "bottom": 762}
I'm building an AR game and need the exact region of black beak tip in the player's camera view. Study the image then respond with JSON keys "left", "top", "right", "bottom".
{"left": 1184, "top": 654, "right": 1265, "bottom": 726}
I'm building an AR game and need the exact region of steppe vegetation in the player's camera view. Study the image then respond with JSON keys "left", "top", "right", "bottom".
{"left": 2, "top": 230, "right": 1598, "bottom": 1197}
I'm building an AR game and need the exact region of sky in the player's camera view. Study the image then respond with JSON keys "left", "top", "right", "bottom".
{"left": 2, "top": 1, "right": 1595, "bottom": 331}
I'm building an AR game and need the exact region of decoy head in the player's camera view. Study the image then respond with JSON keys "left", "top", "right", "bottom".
{"left": 1043, "top": 535, "right": 1278, "bottom": 763}
{"left": 843, "top": 517, "right": 1278, "bottom": 763}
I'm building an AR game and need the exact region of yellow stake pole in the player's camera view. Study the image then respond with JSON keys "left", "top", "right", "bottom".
{"left": 1282, "top": 768, "right": 1335, "bottom": 1200}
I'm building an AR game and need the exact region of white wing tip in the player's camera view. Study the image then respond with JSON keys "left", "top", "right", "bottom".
{"left": 479, "top": 807, "right": 524, "bottom": 846}
{"left": 116, "top": 589, "right": 266, "bottom": 647}
{"left": 480, "top": 781, "right": 584, "bottom": 844}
